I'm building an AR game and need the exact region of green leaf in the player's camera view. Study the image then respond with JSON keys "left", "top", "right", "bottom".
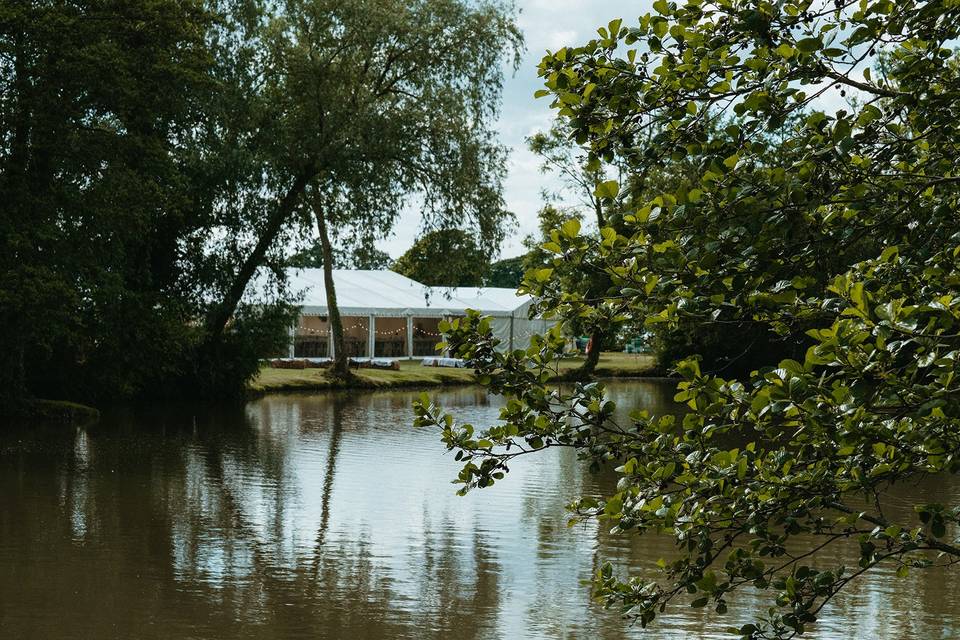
{"left": 653, "top": 17, "right": 668, "bottom": 38}
{"left": 604, "top": 494, "right": 623, "bottom": 516}
{"left": 600, "top": 226, "right": 617, "bottom": 246}
{"left": 594, "top": 179, "right": 620, "bottom": 200}
{"left": 775, "top": 43, "right": 795, "bottom": 58}
{"left": 560, "top": 218, "right": 581, "bottom": 238}
{"left": 542, "top": 241, "right": 563, "bottom": 254}
{"left": 795, "top": 37, "right": 823, "bottom": 53}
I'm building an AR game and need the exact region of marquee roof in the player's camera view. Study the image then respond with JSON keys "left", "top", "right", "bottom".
{"left": 281, "top": 269, "right": 532, "bottom": 318}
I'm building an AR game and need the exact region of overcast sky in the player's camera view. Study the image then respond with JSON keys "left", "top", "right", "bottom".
{"left": 379, "top": 0, "right": 650, "bottom": 260}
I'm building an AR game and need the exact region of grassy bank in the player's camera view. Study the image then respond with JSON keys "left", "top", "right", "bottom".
{"left": 248, "top": 352, "right": 658, "bottom": 395}
{"left": 562, "top": 352, "right": 662, "bottom": 378}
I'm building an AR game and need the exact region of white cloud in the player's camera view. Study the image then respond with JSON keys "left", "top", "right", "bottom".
{"left": 544, "top": 29, "right": 579, "bottom": 50}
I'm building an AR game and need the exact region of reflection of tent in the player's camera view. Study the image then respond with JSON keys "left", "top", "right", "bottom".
{"left": 270, "top": 269, "right": 554, "bottom": 358}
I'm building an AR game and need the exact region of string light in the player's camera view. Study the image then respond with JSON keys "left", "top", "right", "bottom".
{"left": 296, "top": 322, "right": 446, "bottom": 338}
{"left": 295, "top": 327, "right": 331, "bottom": 336}
{"left": 292, "top": 316, "right": 458, "bottom": 359}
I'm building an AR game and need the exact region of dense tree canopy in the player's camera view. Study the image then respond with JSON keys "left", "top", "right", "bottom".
{"left": 0, "top": 0, "right": 279, "bottom": 407}
{"left": 418, "top": 1, "right": 960, "bottom": 637}
{"left": 393, "top": 228, "right": 493, "bottom": 287}
{"left": 485, "top": 255, "right": 525, "bottom": 288}
{"left": 0, "top": 0, "right": 520, "bottom": 405}
{"left": 288, "top": 241, "right": 393, "bottom": 270}
{"left": 525, "top": 113, "right": 780, "bottom": 374}
{"left": 524, "top": 125, "right": 622, "bottom": 372}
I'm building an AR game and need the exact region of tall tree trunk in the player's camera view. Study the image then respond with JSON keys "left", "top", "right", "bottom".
{"left": 204, "top": 168, "right": 314, "bottom": 343}
{"left": 580, "top": 329, "right": 602, "bottom": 375}
{"left": 576, "top": 196, "right": 607, "bottom": 377}
{"left": 313, "top": 201, "right": 350, "bottom": 378}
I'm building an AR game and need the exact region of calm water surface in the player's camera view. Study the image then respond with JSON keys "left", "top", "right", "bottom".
{"left": 1, "top": 381, "right": 959, "bottom": 639}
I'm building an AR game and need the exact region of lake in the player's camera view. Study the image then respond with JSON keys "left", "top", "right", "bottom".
{"left": 1, "top": 381, "right": 958, "bottom": 639}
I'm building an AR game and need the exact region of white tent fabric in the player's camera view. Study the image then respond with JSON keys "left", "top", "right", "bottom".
{"left": 436, "top": 286, "right": 553, "bottom": 352}
{"left": 260, "top": 269, "right": 554, "bottom": 353}
{"left": 286, "top": 269, "right": 451, "bottom": 317}
{"left": 432, "top": 286, "right": 532, "bottom": 316}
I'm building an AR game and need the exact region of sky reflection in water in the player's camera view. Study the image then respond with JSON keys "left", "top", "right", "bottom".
{"left": 1, "top": 381, "right": 959, "bottom": 639}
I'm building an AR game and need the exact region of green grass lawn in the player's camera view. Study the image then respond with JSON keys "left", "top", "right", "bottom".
{"left": 248, "top": 352, "right": 658, "bottom": 395}
{"left": 555, "top": 351, "right": 659, "bottom": 377}
{"left": 249, "top": 358, "right": 474, "bottom": 393}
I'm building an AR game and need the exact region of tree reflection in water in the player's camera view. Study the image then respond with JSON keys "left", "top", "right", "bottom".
{"left": 0, "top": 384, "right": 959, "bottom": 639}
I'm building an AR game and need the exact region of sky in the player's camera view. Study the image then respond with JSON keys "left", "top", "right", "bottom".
{"left": 379, "top": 0, "right": 650, "bottom": 260}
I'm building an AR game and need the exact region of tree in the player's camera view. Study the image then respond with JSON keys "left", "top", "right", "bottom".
{"left": 288, "top": 241, "right": 393, "bottom": 270}
{"left": 348, "top": 245, "right": 394, "bottom": 271}
{"left": 0, "top": 0, "right": 286, "bottom": 408}
{"left": 520, "top": 203, "right": 616, "bottom": 372}
{"left": 485, "top": 256, "right": 525, "bottom": 289}
{"left": 525, "top": 124, "right": 623, "bottom": 374}
{"left": 0, "top": 0, "right": 520, "bottom": 407}
{"left": 393, "top": 228, "right": 491, "bottom": 287}
{"left": 417, "top": 2, "right": 960, "bottom": 637}
{"left": 203, "top": 0, "right": 521, "bottom": 379}
{"left": 525, "top": 116, "right": 763, "bottom": 376}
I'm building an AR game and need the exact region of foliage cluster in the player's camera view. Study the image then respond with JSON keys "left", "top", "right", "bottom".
{"left": 417, "top": 1, "right": 960, "bottom": 637}
{"left": 288, "top": 242, "right": 394, "bottom": 270}
{"left": 0, "top": 0, "right": 520, "bottom": 407}
{"left": 524, "top": 114, "right": 800, "bottom": 373}
{"left": 392, "top": 228, "right": 492, "bottom": 287}
{"left": 485, "top": 255, "right": 526, "bottom": 288}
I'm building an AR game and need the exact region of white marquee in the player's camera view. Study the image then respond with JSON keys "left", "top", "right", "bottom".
{"left": 259, "top": 269, "right": 554, "bottom": 358}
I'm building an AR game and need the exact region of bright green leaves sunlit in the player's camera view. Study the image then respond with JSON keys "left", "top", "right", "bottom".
{"left": 560, "top": 218, "right": 581, "bottom": 239}
{"left": 593, "top": 179, "right": 619, "bottom": 200}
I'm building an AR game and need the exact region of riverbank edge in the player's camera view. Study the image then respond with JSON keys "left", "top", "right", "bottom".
{"left": 246, "top": 373, "right": 478, "bottom": 397}
{"left": 7, "top": 358, "right": 664, "bottom": 416}
{"left": 246, "top": 360, "right": 668, "bottom": 397}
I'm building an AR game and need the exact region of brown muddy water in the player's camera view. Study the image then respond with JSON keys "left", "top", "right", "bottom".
{"left": 1, "top": 381, "right": 958, "bottom": 639}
